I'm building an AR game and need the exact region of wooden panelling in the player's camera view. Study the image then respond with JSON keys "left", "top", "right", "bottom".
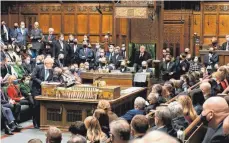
{"left": 77, "top": 36, "right": 84, "bottom": 43}
{"left": 77, "top": 15, "right": 88, "bottom": 34}
{"left": 120, "top": 18, "right": 127, "bottom": 35}
{"left": 89, "top": 15, "right": 100, "bottom": 34}
{"left": 64, "top": 14, "right": 75, "bottom": 33}
{"left": 193, "top": 14, "right": 201, "bottom": 35}
{"left": 90, "top": 36, "right": 100, "bottom": 43}
{"left": 51, "top": 14, "right": 61, "bottom": 34}
{"left": 102, "top": 15, "right": 112, "bottom": 34}
{"left": 204, "top": 14, "right": 217, "bottom": 36}
{"left": 40, "top": 14, "right": 50, "bottom": 33}
{"left": 10, "top": 14, "right": 19, "bottom": 27}
{"left": 218, "top": 14, "right": 229, "bottom": 36}
{"left": 204, "top": 38, "right": 212, "bottom": 45}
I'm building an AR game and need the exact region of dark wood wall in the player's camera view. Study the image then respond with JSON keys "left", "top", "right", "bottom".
{"left": 2, "top": 2, "right": 229, "bottom": 59}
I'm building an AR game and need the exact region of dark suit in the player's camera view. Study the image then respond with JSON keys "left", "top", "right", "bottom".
{"left": 30, "top": 28, "right": 43, "bottom": 52}
{"left": 54, "top": 59, "right": 65, "bottom": 68}
{"left": 10, "top": 28, "right": 19, "bottom": 40}
{"left": 79, "top": 48, "right": 94, "bottom": 63}
{"left": 134, "top": 51, "right": 152, "bottom": 67}
{"left": 53, "top": 40, "right": 69, "bottom": 59}
{"left": 221, "top": 41, "right": 229, "bottom": 51}
{"left": 106, "top": 52, "right": 115, "bottom": 64}
{"left": 119, "top": 67, "right": 131, "bottom": 73}
{"left": 31, "top": 65, "right": 53, "bottom": 96}
{"left": 203, "top": 53, "right": 219, "bottom": 74}
{"left": 175, "top": 58, "right": 190, "bottom": 79}
{"left": 22, "top": 61, "right": 35, "bottom": 75}
{"left": 40, "top": 34, "right": 56, "bottom": 57}
{"left": 150, "top": 125, "right": 177, "bottom": 137}
{"left": 15, "top": 28, "right": 29, "bottom": 46}
{"left": 207, "top": 122, "right": 229, "bottom": 143}
{"left": 160, "top": 61, "right": 176, "bottom": 81}
{"left": 1, "top": 25, "right": 10, "bottom": 44}
{"left": 111, "top": 54, "right": 123, "bottom": 69}
{"left": 1, "top": 90, "right": 21, "bottom": 122}
{"left": 31, "top": 65, "right": 53, "bottom": 127}
{"left": 1, "top": 106, "right": 15, "bottom": 124}
{"left": 1, "top": 64, "right": 12, "bottom": 78}
{"left": 68, "top": 43, "right": 80, "bottom": 64}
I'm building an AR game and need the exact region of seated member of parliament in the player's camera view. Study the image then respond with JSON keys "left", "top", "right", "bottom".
{"left": 134, "top": 45, "right": 152, "bottom": 71}
{"left": 221, "top": 34, "right": 229, "bottom": 51}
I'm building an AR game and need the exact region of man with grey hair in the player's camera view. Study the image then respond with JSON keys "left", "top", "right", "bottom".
{"left": 67, "top": 135, "right": 86, "bottom": 143}
{"left": 121, "top": 97, "right": 146, "bottom": 122}
{"left": 110, "top": 119, "right": 130, "bottom": 143}
{"left": 41, "top": 27, "right": 56, "bottom": 57}
{"left": 150, "top": 107, "right": 176, "bottom": 137}
{"left": 200, "top": 82, "right": 212, "bottom": 99}
{"left": 30, "top": 21, "right": 43, "bottom": 56}
{"left": 46, "top": 126, "right": 62, "bottom": 143}
{"left": 134, "top": 45, "right": 152, "bottom": 71}
{"left": 145, "top": 92, "right": 159, "bottom": 114}
{"left": 31, "top": 57, "right": 54, "bottom": 128}
{"left": 168, "top": 101, "right": 189, "bottom": 131}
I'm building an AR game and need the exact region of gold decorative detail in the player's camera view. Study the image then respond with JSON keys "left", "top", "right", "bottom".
{"left": 219, "top": 5, "right": 229, "bottom": 11}
{"left": 64, "top": 6, "right": 75, "bottom": 12}
{"left": 115, "top": 7, "right": 148, "bottom": 18}
{"left": 204, "top": 5, "right": 217, "bottom": 11}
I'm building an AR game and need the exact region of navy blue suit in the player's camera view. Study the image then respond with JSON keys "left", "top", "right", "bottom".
{"left": 15, "top": 28, "right": 29, "bottom": 46}
{"left": 121, "top": 109, "right": 145, "bottom": 122}
{"left": 1, "top": 90, "right": 21, "bottom": 121}
{"left": 79, "top": 48, "right": 94, "bottom": 63}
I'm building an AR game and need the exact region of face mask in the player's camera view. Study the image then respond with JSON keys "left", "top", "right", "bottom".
{"left": 194, "top": 58, "right": 198, "bottom": 63}
{"left": 120, "top": 65, "right": 125, "bottom": 68}
{"left": 209, "top": 51, "right": 213, "bottom": 54}
{"left": 4, "top": 49, "right": 8, "bottom": 51}
{"left": 96, "top": 45, "right": 100, "bottom": 49}
{"left": 36, "top": 60, "right": 41, "bottom": 64}
{"left": 74, "top": 42, "right": 77, "bottom": 45}
{"left": 69, "top": 38, "right": 74, "bottom": 41}
{"left": 121, "top": 47, "right": 125, "bottom": 51}
{"left": 60, "top": 37, "right": 64, "bottom": 41}
{"left": 21, "top": 25, "right": 25, "bottom": 29}
{"left": 212, "top": 42, "right": 217, "bottom": 45}
{"left": 13, "top": 80, "right": 18, "bottom": 85}
{"left": 185, "top": 52, "right": 188, "bottom": 54}
{"left": 70, "top": 69, "right": 75, "bottom": 73}
{"left": 16, "top": 49, "right": 20, "bottom": 52}
{"left": 142, "top": 66, "right": 147, "bottom": 69}
{"left": 166, "top": 59, "right": 170, "bottom": 62}
{"left": 75, "top": 68, "right": 79, "bottom": 72}
{"left": 100, "top": 53, "right": 104, "bottom": 57}
{"left": 26, "top": 60, "right": 30, "bottom": 64}
{"left": 226, "top": 38, "right": 229, "bottom": 42}
{"left": 200, "top": 114, "right": 210, "bottom": 126}
{"left": 17, "top": 62, "right": 22, "bottom": 65}
{"left": 14, "top": 26, "right": 18, "bottom": 29}
{"left": 83, "top": 45, "right": 87, "bottom": 48}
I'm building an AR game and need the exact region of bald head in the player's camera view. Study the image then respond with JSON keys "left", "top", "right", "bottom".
{"left": 200, "top": 82, "right": 211, "bottom": 98}
{"left": 202, "top": 97, "right": 229, "bottom": 129}
{"left": 46, "top": 126, "right": 62, "bottom": 143}
{"left": 67, "top": 135, "right": 86, "bottom": 143}
{"left": 133, "top": 130, "right": 179, "bottom": 143}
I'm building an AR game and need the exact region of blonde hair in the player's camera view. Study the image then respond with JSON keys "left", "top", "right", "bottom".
{"left": 97, "top": 100, "right": 111, "bottom": 112}
{"left": 86, "top": 117, "right": 105, "bottom": 142}
{"left": 177, "top": 96, "right": 198, "bottom": 121}
{"left": 212, "top": 71, "right": 225, "bottom": 82}
{"left": 8, "top": 75, "right": 17, "bottom": 85}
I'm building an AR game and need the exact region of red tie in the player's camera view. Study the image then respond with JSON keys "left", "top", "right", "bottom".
{"left": 48, "top": 35, "right": 51, "bottom": 40}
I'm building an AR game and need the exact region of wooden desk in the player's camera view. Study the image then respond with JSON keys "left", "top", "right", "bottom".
{"left": 80, "top": 72, "right": 153, "bottom": 93}
{"left": 36, "top": 87, "right": 147, "bottom": 131}
{"left": 199, "top": 50, "right": 229, "bottom": 66}
{"left": 80, "top": 72, "right": 134, "bottom": 87}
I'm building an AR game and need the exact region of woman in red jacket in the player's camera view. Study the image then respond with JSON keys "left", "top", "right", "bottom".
{"left": 7, "top": 75, "right": 29, "bottom": 105}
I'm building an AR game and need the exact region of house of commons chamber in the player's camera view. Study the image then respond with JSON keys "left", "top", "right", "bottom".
{"left": 0, "top": 0, "right": 229, "bottom": 143}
